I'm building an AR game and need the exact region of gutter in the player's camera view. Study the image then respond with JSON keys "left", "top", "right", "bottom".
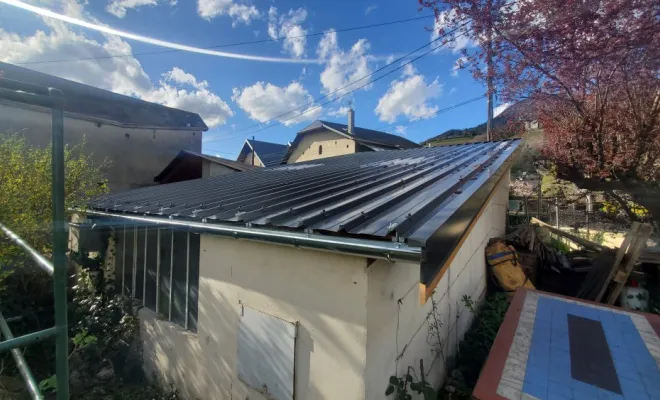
{"left": 73, "top": 209, "right": 422, "bottom": 263}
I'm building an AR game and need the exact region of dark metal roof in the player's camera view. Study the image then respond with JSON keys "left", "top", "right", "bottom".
{"left": 87, "top": 139, "right": 521, "bottom": 284}
{"left": 182, "top": 151, "right": 257, "bottom": 172}
{"left": 236, "top": 139, "right": 289, "bottom": 167}
{"left": 0, "top": 62, "right": 207, "bottom": 130}
{"left": 155, "top": 150, "right": 256, "bottom": 182}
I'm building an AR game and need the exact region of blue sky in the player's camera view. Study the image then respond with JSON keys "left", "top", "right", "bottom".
{"left": 0, "top": 0, "right": 501, "bottom": 159}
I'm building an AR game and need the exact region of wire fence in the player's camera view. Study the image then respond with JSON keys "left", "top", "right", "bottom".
{"left": 507, "top": 196, "right": 630, "bottom": 235}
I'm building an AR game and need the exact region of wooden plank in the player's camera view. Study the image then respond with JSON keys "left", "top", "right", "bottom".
{"left": 594, "top": 222, "right": 639, "bottom": 302}
{"left": 606, "top": 223, "right": 653, "bottom": 305}
{"left": 529, "top": 217, "right": 604, "bottom": 252}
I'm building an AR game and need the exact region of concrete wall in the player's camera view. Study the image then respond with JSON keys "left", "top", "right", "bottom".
{"left": 241, "top": 151, "right": 264, "bottom": 167}
{"left": 202, "top": 160, "right": 236, "bottom": 178}
{"left": 288, "top": 130, "right": 356, "bottom": 163}
{"left": 364, "top": 173, "right": 510, "bottom": 399}
{"left": 0, "top": 102, "right": 202, "bottom": 193}
{"left": 140, "top": 237, "right": 370, "bottom": 400}
{"left": 139, "top": 173, "right": 510, "bottom": 400}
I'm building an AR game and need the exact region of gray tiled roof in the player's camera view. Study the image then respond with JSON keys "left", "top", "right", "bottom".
{"left": 0, "top": 61, "right": 207, "bottom": 130}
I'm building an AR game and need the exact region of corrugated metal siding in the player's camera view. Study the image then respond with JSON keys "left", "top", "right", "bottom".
{"left": 88, "top": 140, "right": 520, "bottom": 247}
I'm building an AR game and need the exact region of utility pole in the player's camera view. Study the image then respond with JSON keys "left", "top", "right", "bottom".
{"left": 486, "top": 0, "right": 495, "bottom": 142}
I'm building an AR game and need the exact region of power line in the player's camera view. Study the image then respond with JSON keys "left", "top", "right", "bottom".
{"left": 14, "top": 14, "right": 434, "bottom": 66}
{"left": 204, "top": 94, "right": 484, "bottom": 158}
{"left": 212, "top": 26, "right": 472, "bottom": 143}
{"left": 202, "top": 22, "right": 471, "bottom": 145}
{"left": 383, "top": 95, "right": 486, "bottom": 133}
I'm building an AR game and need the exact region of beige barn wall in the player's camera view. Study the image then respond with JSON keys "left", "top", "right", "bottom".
{"left": 202, "top": 160, "right": 236, "bottom": 177}
{"left": 288, "top": 130, "right": 356, "bottom": 163}
{"left": 241, "top": 151, "right": 264, "bottom": 167}
{"left": 0, "top": 101, "right": 202, "bottom": 193}
{"left": 364, "top": 172, "right": 510, "bottom": 399}
{"left": 140, "top": 237, "right": 370, "bottom": 400}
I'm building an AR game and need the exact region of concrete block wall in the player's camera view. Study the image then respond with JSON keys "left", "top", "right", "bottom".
{"left": 365, "top": 173, "right": 510, "bottom": 399}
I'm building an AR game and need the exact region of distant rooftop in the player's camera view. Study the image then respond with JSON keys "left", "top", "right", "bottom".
{"left": 0, "top": 61, "right": 207, "bottom": 130}
{"left": 236, "top": 139, "right": 289, "bottom": 167}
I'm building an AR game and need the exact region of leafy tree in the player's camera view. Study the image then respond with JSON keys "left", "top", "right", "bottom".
{"left": 0, "top": 133, "right": 109, "bottom": 265}
{"left": 419, "top": 0, "right": 660, "bottom": 221}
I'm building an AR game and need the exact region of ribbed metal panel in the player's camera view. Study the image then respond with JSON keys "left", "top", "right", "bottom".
{"left": 88, "top": 140, "right": 520, "bottom": 247}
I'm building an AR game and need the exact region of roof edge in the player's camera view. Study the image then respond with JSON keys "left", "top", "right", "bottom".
{"left": 0, "top": 99, "right": 208, "bottom": 131}
{"left": 74, "top": 208, "right": 422, "bottom": 263}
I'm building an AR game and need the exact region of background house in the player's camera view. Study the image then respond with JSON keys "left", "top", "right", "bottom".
{"left": 154, "top": 150, "right": 256, "bottom": 184}
{"left": 236, "top": 138, "right": 290, "bottom": 167}
{"left": 79, "top": 139, "right": 520, "bottom": 400}
{"left": 0, "top": 62, "right": 207, "bottom": 192}
{"left": 284, "top": 109, "right": 420, "bottom": 163}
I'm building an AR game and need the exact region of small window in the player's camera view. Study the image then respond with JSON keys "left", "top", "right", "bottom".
{"left": 318, "top": 145, "right": 323, "bottom": 155}
{"left": 346, "top": 144, "right": 349, "bottom": 148}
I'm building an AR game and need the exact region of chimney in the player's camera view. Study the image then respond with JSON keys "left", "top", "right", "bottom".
{"left": 347, "top": 108, "right": 355, "bottom": 134}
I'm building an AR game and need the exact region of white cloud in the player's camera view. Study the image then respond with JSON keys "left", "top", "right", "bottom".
{"left": 106, "top": 0, "right": 158, "bottom": 18}
{"left": 494, "top": 102, "right": 511, "bottom": 117}
{"left": 253, "top": 30, "right": 260, "bottom": 37}
{"left": 394, "top": 125, "right": 406, "bottom": 135}
{"left": 0, "top": 20, "right": 233, "bottom": 127}
{"left": 375, "top": 67, "right": 443, "bottom": 123}
{"left": 268, "top": 7, "right": 308, "bottom": 58}
{"left": 430, "top": 10, "right": 473, "bottom": 53}
{"left": 327, "top": 106, "right": 350, "bottom": 117}
{"left": 365, "top": 5, "right": 377, "bottom": 15}
{"left": 232, "top": 81, "right": 321, "bottom": 126}
{"left": 317, "top": 30, "right": 373, "bottom": 96}
{"left": 451, "top": 56, "right": 467, "bottom": 77}
{"left": 197, "top": 0, "right": 261, "bottom": 26}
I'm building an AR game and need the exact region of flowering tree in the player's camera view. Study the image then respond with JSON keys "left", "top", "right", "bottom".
{"left": 419, "top": 0, "right": 660, "bottom": 221}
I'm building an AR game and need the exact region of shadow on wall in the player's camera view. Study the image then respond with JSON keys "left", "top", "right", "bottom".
{"left": 141, "top": 277, "right": 334, "bottom": 399}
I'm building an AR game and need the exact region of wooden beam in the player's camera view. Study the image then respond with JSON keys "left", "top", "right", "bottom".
{"left": 529, "top": 217, "right": 604, "bottom": 252}
{"left": 594, "top": 222, "right": 638, "bottom": 302}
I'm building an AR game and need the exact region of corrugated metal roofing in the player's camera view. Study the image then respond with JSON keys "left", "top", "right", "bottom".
{"left": 0, "top": 62, "right": 207, "bottom": 130}
{"left": 88, "top": 140, "right": 520, "bottom": 250}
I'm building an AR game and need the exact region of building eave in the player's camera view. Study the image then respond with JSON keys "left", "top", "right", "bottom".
{"left": 72, "top": 208, "right": 423, "bottom": 263}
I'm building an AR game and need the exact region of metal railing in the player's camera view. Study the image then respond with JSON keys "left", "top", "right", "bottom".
{"left": 0, "top": 78, "right": 70, "bottom": 399}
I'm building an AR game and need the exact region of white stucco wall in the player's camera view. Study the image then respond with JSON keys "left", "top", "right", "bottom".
{"left": 0, "top": 102, "right": 202, "bottom": 192}
{"left": 140, "top": 237, "right": 370, "bottom": 400}
{"left": 139, "top": 173, "right": 510, "bottom": 400}
{"left": 364, "top": 173, "right": 510, "bottom": 399}
{"left": 288, "top": 130, "right": 356, "bottom": 163}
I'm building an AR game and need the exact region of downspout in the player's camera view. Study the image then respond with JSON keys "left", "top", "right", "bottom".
{"left": 74, "top": 209, "right": 422, "bottom": 263}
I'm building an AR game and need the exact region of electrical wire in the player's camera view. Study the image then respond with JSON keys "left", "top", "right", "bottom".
{"left": 209, "top": 25, "right": 472, "bottom": 143}
{"left": 203, "top": 94, "right": 484, "bottom": 158}
{"left": 201, "top": 22, "right": 471, "bottom": 146}
{"left": 12, "top": 12, "right": 434, "bottom": 66}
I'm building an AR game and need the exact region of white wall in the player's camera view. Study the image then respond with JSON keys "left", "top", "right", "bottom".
{"left": 288, "top": 130, "right": 356, "bottom": 163}
{"left": 140, "top": 237, "right": 370, "bottom": 400}
{"left": 139, "top": 173, "right": 510, "bottom": 400}
{"left": 0, "top": 102, "right": 202, "bottom": 192}
{"left": 365, "top": 173, "right": 510, "bottom": 399}
{"left": 201, "top": 160, "right": 236, "bottom": 177}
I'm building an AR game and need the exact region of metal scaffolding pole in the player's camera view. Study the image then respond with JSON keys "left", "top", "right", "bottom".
{"left": 0, "top": 78, "right": 70, "bottom": 399}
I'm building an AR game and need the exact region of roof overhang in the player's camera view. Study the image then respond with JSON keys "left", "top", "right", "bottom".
{"left": 71, "top": 208, "right": 423, "bottom": 263}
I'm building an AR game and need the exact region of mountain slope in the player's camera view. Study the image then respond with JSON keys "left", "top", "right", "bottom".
{"left": 421, "top": 99, "right": 536, "bottom": 145}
